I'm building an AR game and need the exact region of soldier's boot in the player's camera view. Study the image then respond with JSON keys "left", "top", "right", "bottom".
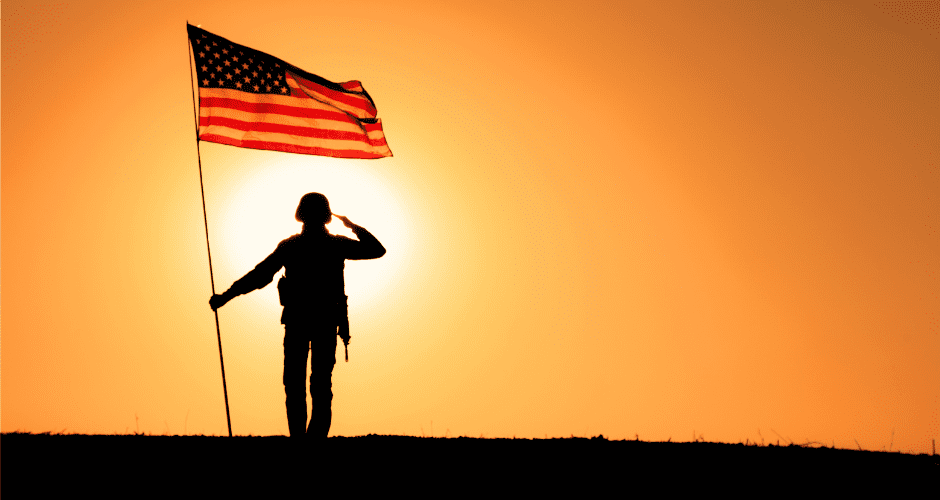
{"left": 307, "top": 407, "right": 331, "bottom": 438}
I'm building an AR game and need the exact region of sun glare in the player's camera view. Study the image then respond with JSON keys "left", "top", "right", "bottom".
{"left": 216, "top": 155, "right": 411, "bottom": 322}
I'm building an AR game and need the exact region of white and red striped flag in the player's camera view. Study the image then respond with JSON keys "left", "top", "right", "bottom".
{"left": 187, "top": 24, "right": 392, "bottom": 159}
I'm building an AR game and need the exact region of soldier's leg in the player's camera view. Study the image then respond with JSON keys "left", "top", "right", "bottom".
{"left": 307, "top": 325, "right": 337, "bottom": 438}
{"left": 283, "top": 326, "right": 310, "bottom": 438}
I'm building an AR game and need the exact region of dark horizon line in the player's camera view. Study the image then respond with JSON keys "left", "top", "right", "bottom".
{"left": 3, "top": 430, "right": 935, "bottom": 457}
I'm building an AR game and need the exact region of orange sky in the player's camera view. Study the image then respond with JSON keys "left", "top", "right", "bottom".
{"left": 3, "top": 1, "right": 938, "bottom": 453}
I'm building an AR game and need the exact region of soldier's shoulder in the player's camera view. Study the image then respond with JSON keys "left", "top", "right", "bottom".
{"left": 276, "top": 233, "right": 304, "bottom": 248}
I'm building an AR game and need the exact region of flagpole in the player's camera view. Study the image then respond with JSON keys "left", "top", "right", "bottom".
{"left": 188, "top": 25, "right": 233, "bottom": 438}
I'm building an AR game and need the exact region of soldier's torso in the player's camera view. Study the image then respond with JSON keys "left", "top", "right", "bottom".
{"left": 278, "top": 232, "right": 349, "bottom": 324}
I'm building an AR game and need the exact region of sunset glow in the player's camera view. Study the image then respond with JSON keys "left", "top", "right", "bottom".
{"left": 2, "top": 1, "right": 938, "bottom": 454}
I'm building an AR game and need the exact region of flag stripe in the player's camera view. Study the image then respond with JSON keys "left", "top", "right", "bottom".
{"left": 201, "top": 96, "right": 353, "bottom": 123}
{"left": 289, "top": 71, "right": 377, "bottom": 119}
{"left": 200, "top": 94, "right": 385, "bottom": 128}
{"left": 200, "top": 120, "right": 391, "bottom": 156}
{"left": 339, "top": 81, "right": 364, "bottom": 92}
{"left": 201, "top": 124, "right": 386, "bottom": 150}
{"left": 200, "top": 104, "right": 386, "bottom": 136}
{"left": 199, "top": 116, "right": 389, "bottom": 146}
{"left": 200, "top": 134, "right": 389, "bottom": 159}
{"left": 199, "top": 88, "right": 385, "bottom": 133}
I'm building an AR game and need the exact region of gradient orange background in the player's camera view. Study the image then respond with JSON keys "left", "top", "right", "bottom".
{"left": 3, "top": 1, "right": 938, "bottom": 453}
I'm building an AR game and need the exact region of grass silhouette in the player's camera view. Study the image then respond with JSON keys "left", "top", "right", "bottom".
{"left": 3, "top": 430, "right": 936, "bottom": 494}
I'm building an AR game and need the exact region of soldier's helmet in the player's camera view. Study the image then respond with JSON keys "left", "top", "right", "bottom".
{"left": 295, "top": 192, "right": 331, "bottom": 225}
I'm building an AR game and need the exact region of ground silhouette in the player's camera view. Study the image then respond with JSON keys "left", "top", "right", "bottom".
{"left": 2, "top": 432, "right": 935, "bottom": 494}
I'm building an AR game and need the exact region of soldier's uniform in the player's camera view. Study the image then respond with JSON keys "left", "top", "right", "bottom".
{"left": 221, "top": 224, "right": 385, "bottom": 437}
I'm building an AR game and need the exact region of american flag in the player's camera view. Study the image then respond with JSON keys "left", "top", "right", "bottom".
{"left": 187, "top": 25, "right": 392, "bottom": 159}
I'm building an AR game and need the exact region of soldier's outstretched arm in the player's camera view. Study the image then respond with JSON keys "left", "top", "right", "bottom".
{"left": 335, "top": 215, "right": 386, "bottom": 260}
{"left": 209, "top": 246, "right": 284, "bottom": 310}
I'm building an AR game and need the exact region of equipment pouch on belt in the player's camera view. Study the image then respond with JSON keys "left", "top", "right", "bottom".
{"left": 277, "top": 275, "right": 291, "bottom": 306}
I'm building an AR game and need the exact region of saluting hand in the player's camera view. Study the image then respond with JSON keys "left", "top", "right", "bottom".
{"left": 334, "top": 214, "right": 357, "bottom": 229}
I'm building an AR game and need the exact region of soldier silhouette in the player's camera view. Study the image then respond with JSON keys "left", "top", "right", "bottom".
{"left": 209, "top": 192, "right": 386, "bottom": 438}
